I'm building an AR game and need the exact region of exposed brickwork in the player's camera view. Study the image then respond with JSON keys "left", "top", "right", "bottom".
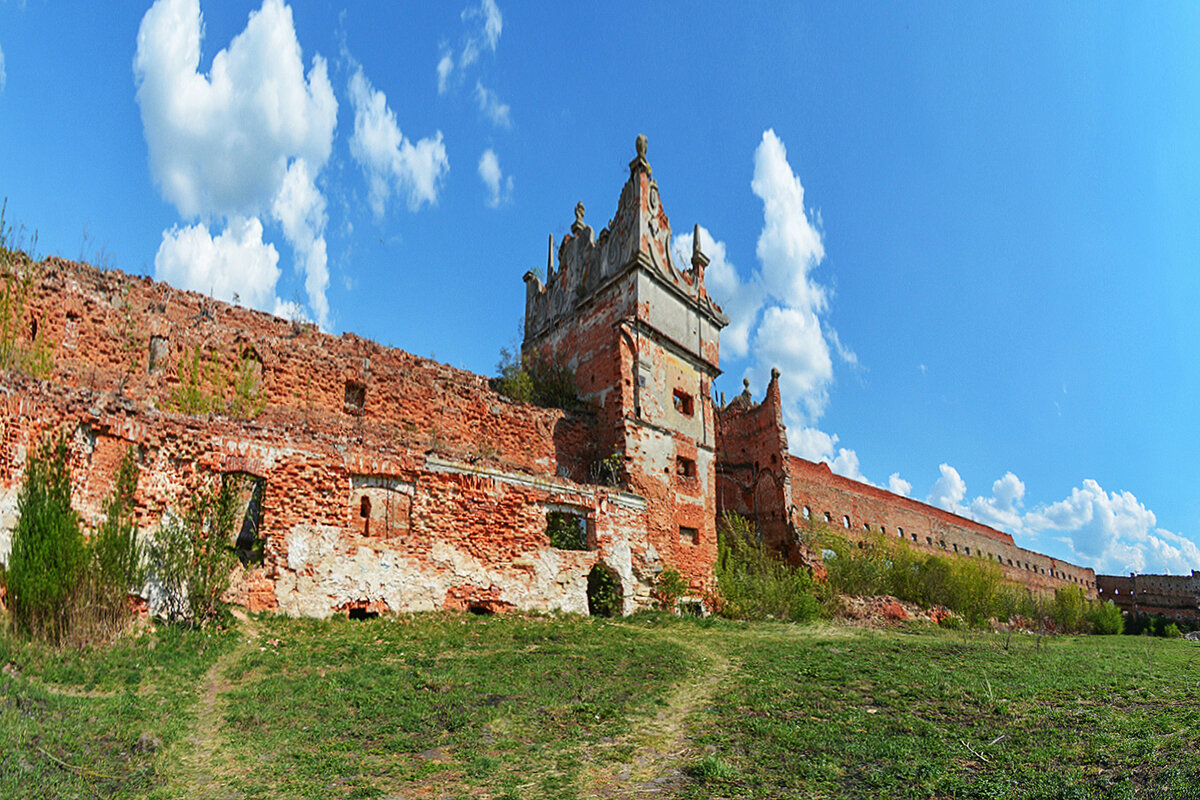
{"left": 716, "top": 375, "right": 1098, "bottom": 598}
{"left": 522, "top": 139, "right": 727, "bottom": 599}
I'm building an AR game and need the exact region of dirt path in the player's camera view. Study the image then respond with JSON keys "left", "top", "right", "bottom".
{"left": 161, "top": 609, "right": 259, "bottom": 800}
{"left": 579, "top": 626, "right": 738, "bottom": 797}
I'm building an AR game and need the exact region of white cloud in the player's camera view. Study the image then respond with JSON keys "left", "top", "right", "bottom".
{"left": 474, "top": 80, "right": 511, "bottom": 128}
{"left": 888, "top": 473, "right": 912, "bottom": 497}
{"left": 438, "top": 0, "right": 502, "bottom": 92}
{"left": 271, "top": 159, "right": 330, "bottom": 328}
{"left": 436, "top": 50, "right": 454, "bottom": 94}
{"left": 0, "top": 43, "right": 7, "bottom": 92}
{"left": 968, "top": 471, "right": 1025, "bottom": 532}
{"left": 752, "top": 130, "right": 826, "bottom": 313}
{"left": 788, "top": 425, "right": 838, "bottom": 463}
{"left": 154, "top": 218, "right": 279, "bottom": 311}
{"left": 927, "top": 463, "right": 967, "bottom": 515}
{"left": 477, "top": 148, "right": 512, "bottom": 208}
{"left": 134, "top": 0, "right": 337, "bottom": 326}
{"left": 829, "top": 448, "right": 869, "bottom": 484}
{"left": 348, "top": 65, "right": 449, "bottom": 217}
{"left": 922, "top": 465, "right": 1200, "bottom": 576}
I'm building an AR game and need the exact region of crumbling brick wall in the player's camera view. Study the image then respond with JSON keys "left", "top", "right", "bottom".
{"left": 0, "top": 258, "right": 667, "bottom": 617}
{"left": 1097, "top": 571, "right": 1200, "bottom": 624}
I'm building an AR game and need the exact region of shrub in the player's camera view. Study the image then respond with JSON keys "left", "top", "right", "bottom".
{"left": 496, "top": 345, "right": 581, "bottom": 411}
{"left": 149, "top": 474, "right": 243, "bottom": 625}
{"left": 1087, "top": 600, "right": 1124, "bottom": 635}
{"left": 546, "top": 511, "right": 587, "bottom": 550}
{"left": 653, "top": 568, "right": 689, "bottom": 612}
{"left": 715, "top": 513, "right": 820, "bottom": 622}
{"left": 1052, "top": 585, "right": 1087, "bottom": 634}
{"left": 85, "top": 447, "right": 147, "bottom": 634}
{"left": 6, "top": 432, "right": 86, "bottom": 643}
{"left": 586, "top": 565, "right": 622, "bottom": 617}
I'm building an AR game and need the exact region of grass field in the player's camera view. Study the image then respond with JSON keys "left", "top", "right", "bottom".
{"left": 1, "top": 612, "right": 1197, "bottom": 799}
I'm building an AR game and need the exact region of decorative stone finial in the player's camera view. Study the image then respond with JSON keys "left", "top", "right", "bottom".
{"left": 547, "top": 234, "right": 554, "bottom": 275}
{"left": 571, "top": 201, "right": 586, "bottom": 234}
{"left": 770, "top": 367, "right": 781, "bottom": 381}
{"left": 743, "top": 377, "right": 750, "bottom": 390}
{"left": 629, "top": 133, "right": 652, "bottom": 178}
{"left": 691, "top": 223, "right": 710, "bottom": 272}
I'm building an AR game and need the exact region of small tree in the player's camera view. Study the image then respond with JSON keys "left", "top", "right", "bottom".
{"left": 86, "top": 446, "right": 147, "bottom": 633}
{"left": 1086, "top": 599, "right": 1124, "bottom": 635}
{"left": 6, "top": 432, "right": 86, "bottom": 643}
{"left": 149, "top": 474, "right": 242, "bottom": 625}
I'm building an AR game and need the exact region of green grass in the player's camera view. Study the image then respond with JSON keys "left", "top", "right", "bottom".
{"left": 681, "top": 624, "right": 1200, "bottom": 799}
{"left": 1, "top": 612, "right": 1197, "bottom": 799}
{"left": 0, "top": 623, "right": 236, "bottom": 799}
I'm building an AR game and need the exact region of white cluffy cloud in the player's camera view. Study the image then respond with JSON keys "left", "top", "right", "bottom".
{"left": 673, "top": 130, "right": 859, "bottom": 479}
{"left": 888, "top": 473, "right": 913, "bottom": 497}
{"left": 0, "top": 43, "right": 7, "bottom": 92}
{"left": 134, "top": 0, "right": 337, "bottom": 328}
{"left": 477, "top": 148, "right": 512, "bottom": 208}
{"left": 348, "top": 65, "right": 449, "bottom": 218}
{"left": 924, "top": 465, "right": 1200, "bottom": 576}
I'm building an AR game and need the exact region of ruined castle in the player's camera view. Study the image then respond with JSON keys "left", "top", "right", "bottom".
{"left": 0, "top": 136, "right": 1107, "bottom": 617}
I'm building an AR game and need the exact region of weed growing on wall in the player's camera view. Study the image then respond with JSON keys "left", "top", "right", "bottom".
{"left": 496, "top": 345, "right": 582, "bottom": 411}
{"left": 5, "top": 433, "right": 86, "bottom": 644}
{"left": 168, "top": 344, "right": 266, "bottom": 418}
{"left": 0, "top": 201, "right": 54, "bottom": 379}
{"left": 714, "top": 513, "right": 821, "bottom": 622}
{"left": 149, "top": 474, "right": 243, "bottom": 625}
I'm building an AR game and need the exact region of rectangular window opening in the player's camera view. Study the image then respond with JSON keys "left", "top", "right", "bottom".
{"left": 680, "top": 525, "right": 700, "bottom": 546}
{"left": 672, "top": 389, "right": 695, "bottom": 417}
{"left": 547, "top": 510, "right": 589, "bottom": 551}
{"left": 676, "top": 456, "right": 697, "bottom": 478}
{"left": 344, "top": 380, "right": 366, "bottom": 415}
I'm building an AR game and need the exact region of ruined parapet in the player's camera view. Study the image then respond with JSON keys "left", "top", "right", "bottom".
{"left": 523, "top": 135, "right": 729, "bottom": 360}
{"left": 1098, "top": 569, "right": 1200, "bottom": 623}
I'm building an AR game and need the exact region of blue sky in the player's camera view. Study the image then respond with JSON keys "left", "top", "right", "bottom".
{"left": 2, "top": 1, "right": 1198, "bottom": 576}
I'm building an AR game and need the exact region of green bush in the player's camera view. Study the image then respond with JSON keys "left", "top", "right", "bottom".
{"left": 1086, "top": 600, "right": 1124, "bottom": 635}
{"left": 715, "top": 513, "right": 821, "bottom": 622}
{"left": 6, "top": 432, "right": 86, "bottom": 643}
{"left": 653, "top": 568, "right": 689, "bottom": 612}
{"left": 85, "top": 447, "right": 147, "bottom": 634}
{"left": 496, "top": 346, "right": 581, "bottom": 411}
{"left": 149, "top": 474, "right": 242, "bottom": 625}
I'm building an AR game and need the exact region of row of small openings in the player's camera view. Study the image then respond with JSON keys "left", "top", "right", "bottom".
{"left": 803, "top": 505, "right": 1095, "bottom": 588}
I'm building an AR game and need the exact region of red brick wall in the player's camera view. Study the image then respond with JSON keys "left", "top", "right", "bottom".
{"left": 790, "top": 457, "right": 1098, "bottom": 597}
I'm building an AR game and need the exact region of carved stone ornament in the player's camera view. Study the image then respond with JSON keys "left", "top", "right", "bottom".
{"left": 571, "top": 201, "right": 586, "bottom": 234}
{"left": 629, "top": 133, "right": 652, "bottom": 177}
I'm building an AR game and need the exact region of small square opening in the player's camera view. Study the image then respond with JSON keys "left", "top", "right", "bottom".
{"left": 672, "top": 389, "right": 694, "bottom": 416}
{"left": 344, "top": 381, "right": 366, "bottom": 415}
{"left": 676, "top": 456, "right": 697, "bottom": 478}
{"left": 679, "top": 526, "right": 699, "bottom": 545}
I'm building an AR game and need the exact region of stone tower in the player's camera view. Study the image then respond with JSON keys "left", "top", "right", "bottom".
{"left": 522, "top": 135, "right": 729, "bottom": 593}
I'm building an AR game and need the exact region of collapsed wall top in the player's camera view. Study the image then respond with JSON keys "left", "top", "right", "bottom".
{"left": 522, "top": 135, "right": 730, "bottom": 350}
